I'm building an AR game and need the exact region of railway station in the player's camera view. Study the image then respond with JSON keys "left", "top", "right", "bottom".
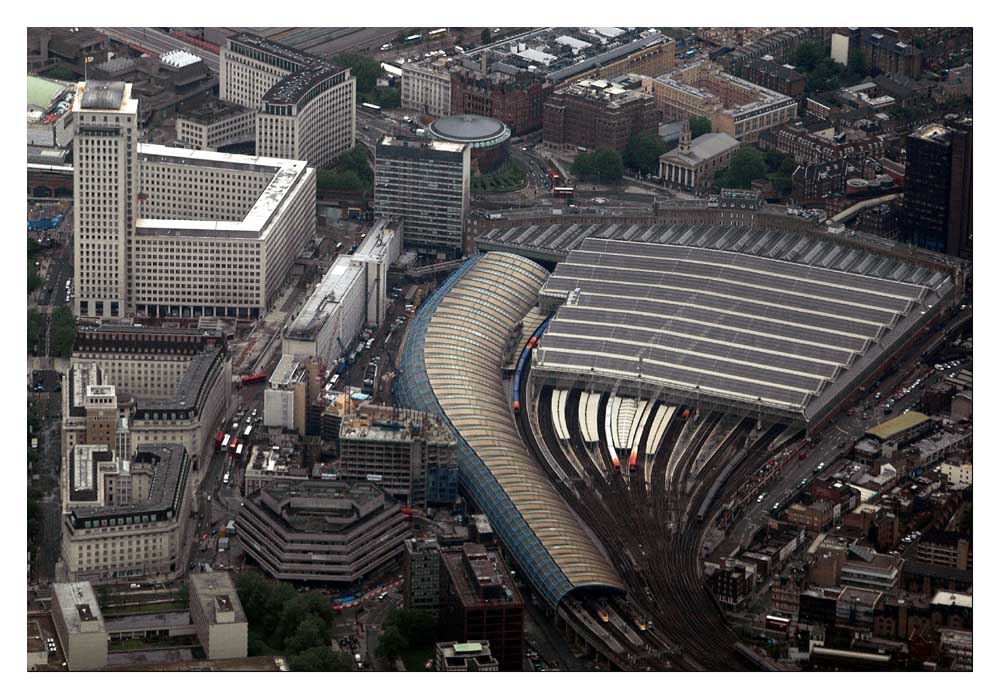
{"left": 395, "top": 219, "right": 961, "bottom": 670}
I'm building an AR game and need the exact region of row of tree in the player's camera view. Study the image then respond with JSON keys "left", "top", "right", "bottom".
{"left": 793, "top": 41, "right": 870, "bottom": 95}
{"left": 235, "top": 571, "right": 355, "bottom": 671}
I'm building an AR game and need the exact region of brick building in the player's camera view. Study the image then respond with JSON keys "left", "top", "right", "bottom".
{"left": 439, "top": 543, "right": 523, "bottom": 671}
{"left": 543, "top": 77, "right": 661, "bottom": 151}
{"left": 739, "top": 57, "right": 806, "bottom": 99}
{"left": 450, "top": 70, "right": 551, "bottom": 136}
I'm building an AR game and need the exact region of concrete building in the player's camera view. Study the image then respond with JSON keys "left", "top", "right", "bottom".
{"left": 282, "top": 218, "right": 401, "bottom": 368}
{"left": 542, "top": 76, "right": 661, "bottom": 152}
{"left": 51, "top": 582, "right": 108, "bottom": 671}
{"left": 642, "top": 61, "right": 798, "bottom": 143}
{"left": 263, "top": 354, "right": 308, "bottom": 433}
{"left": 71, "top": 81, "right": 317, "bottom": 321}
{"left": 435, "top": 640, "right": 499, "bottom": 671}
{"left": 243, "top": 444, "right": 309, "bottom": 495}
{"left": 864, "top": 412, "right": 932, "bottom": 446}
{"left": 403, "top": 538, "right": 442, "bottom": 619}
{"left": 220, "top": 33, "right": 356, "bottom": 167}
{"left": 237, "top": 480, "right": 410, "bottom": 583}
{"left": 940, "top": 461, "right": 972, "bottom": 489}
{"left": 175, "top": 99, "right": 256, "bottom": 151}
{"left": 60, "top": 445, "right": 192, "bottom": 582}
{"left": 658, "top": 128, "right": 740, "bottom": 190}
{"left": 439, "top": 543, "right": 524, "bottom": 672}
{"left": 189, "top": 572, "right": 249, "bottom": 660}
{"left": 374, "top": 137, "right": 470, "bottom": 258}
{"left": 915, "top": 530, "right": 972, "bottom": 571}
{"left": 401, "top": 61, "right": 452, "bottom": 117}
{"left": 338, "top": 404, "right": 457, "bottom": 506}
{"left": 939, "top": 628, "right": 972, "bottom": 671}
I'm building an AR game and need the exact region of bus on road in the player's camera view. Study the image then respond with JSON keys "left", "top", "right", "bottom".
{"left": 360, "top": 102, "right": 382, "bottom": 114}
{"left": 553, "top": 187, "right": 575, "bottom": 199}
{"left": 221, "top": 434, "right": 231, "bottom": 451}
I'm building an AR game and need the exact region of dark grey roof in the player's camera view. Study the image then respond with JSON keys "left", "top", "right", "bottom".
{"left": 533, "top": 232, "right": 953, "bottom": 422}
{"left": 80, "top": 81, "right": 125, "bottom": 110}
{"left": 430, "top": 114, "right": 509, "bottom": 144}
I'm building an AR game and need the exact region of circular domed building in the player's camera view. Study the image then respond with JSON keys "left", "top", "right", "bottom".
{"left": 428, "top": 114, "right": 511, "bottom": 173}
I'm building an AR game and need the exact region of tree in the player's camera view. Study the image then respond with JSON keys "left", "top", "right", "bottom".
{"left": 481, "top": 28, "right": 492, "bottom": 45}
{"left": 28, "top": 263, "right": 43, "bottom": 294}
{"left": 794, "top": 41, "right": 825, "bottom": 73}
{"left": 289, "top": 646, "right": 354, "bottom": 672}
{"left": 49, "top": 306, "right": 76, "bottom": 357}
{"left": 624, "top": 132, "right": 668, "bottom": 176}
{"left": 689, "top": 115, "right": 712, "bottom": 139}
{"left": 28, "top": 309, "right": 44, "bottom": 352}
{"left": 717, "top": 146, "right": 767, "bottom": 189}
{"left": 847, "top": 49, "right": 868, "bottom": 81}
{"left": 337, "top": 53, "right": 382, "bottom": 95}
{"left": 375, "top": 627, "right": 407, "bottom": 662}
{"left": 385, "top": 609, "right": 435, "bottom": 646}
{"left": 285, "top": 617, "right": 327, "bottom": 656}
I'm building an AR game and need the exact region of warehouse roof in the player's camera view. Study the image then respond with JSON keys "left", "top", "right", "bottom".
{"left": 865, "top": 411, "right": 931, "bottom": 441}
{"left": 534, "top": 235, "right": 950, "bottom": 422}
{"left": 396, "top": 253, "right": 623, "bottom": 607}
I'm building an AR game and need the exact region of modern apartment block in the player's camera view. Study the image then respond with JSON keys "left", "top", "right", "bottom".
{"left": 401, "top": 60, "right": 452, "bottom": 117}
{"left": 642, "top": 61, "right": 798, "bottom": 143}
{"left": 374, "top": 136, "right": 470, "bottom": 259}
{"left": 440, "top": 543, "right": 524, "bottom": 672}
{"left": 72, "top": 81, "right": 317, "bottom": 322}
{"left": 60, "top": 444, "right": 192, "bottom": 583}
{"left": 404, "top": 537, "right": 443, "bottom": 619}
{"left": 435, "top": 641, "right": 499, "bottom": 671}
{"left": 338, "top": 404, "right": 458, "bottom": 507}
{"left": 542, "top": 76, "right": 661, "bottom": 152}
{"left": 237, "top": 480, "right": 411, "bottom": 583}
{"left": 220, "top": 33, "right": 356, "bottom": 167}
{"left": 899, "top": 119, "right": 973, "bottom": 258}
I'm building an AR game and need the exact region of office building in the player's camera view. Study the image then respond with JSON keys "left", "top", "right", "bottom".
{"left": 282, "top": 219, "right": 401, "bottom": 368}
{"left": 72, "top": 81, "right": 316, "bottom": 321}
{"left": 237, "top": 480, "right": 410, "bottom": 583}
{"left": 440, "top": 543, "right": 524, "bottom": 672}
{"left": 220, "top": 33, "right": 356, "bottom": 167}
{"left": 263, "top": 354, "right": 309, "bottom": 433}
{"left": 375, "top": 137, "right": 470, "bottom": 258}
{"left": 435, "top": 641, "right": 499, "bottom": 671}
{"left": 938, "top": 629, "right": 972, "bottom": 671}
{"left": 900, "top": 120, "right": 973, "bottom": 258}
{"left": 642, "top": 61, "right": 798, "bottom": 143}
{"left": 339, "top": 404, "right": 458, "bottom": 507}
{"left": 51, "top": 582, "right": 108, "bottom": 671}
{"left": 404, "top": 538, "right": 442, "bottom": 619}
{"left": 401, "top": 61, "right": 452, "bottom": 117}
{"left": 543, "top": 76, "right": 661, "bottom": 152}
{"left": 189, "top": 572, "right": 249, "bottom": 660}
{"left": 62, "top": 325, "right": 231, "bottom": 473}
{"left": 60, "top": 444, "right": 192, "bottom": 583}
{"left": 175, "top": 98, "right": 256, "bottom": 151}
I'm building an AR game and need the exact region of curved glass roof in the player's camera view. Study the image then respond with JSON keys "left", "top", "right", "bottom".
{"left": 396, "top": 252, "right": 623, "bottom": 607}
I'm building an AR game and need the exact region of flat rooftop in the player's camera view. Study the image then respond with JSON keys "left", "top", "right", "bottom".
{"left": 178, "top": 97, "right": 253, "bottom": 125}
{"left": 52, "top": 582, "right": 105, "bottom": 634}
{"left": 135, "top": 144, "right": 310, "bottom": 240}
{"left": 190, "top": 572, "right": 247, "bottom": 625}
{"left": 286, "top": 255, "right": 365, "bottom": 340}
{"left": 534, "top": 232, "right": 952, "bottom": 422}
{"left": 865, "top": 411, "right": 931, "bottom": 441}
